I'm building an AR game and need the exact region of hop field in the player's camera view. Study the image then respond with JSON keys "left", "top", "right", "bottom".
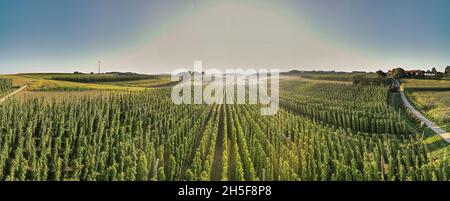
{"left": 0, "top": 79, "right": 448, "bottom": 181}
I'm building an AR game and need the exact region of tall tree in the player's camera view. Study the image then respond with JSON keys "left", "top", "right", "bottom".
{"left": 391, "top": 68, "right": 405, "bottom": 79}
{"left": 376, "top": 70, "right": 387, "bottom": 78}
{"left": 431, "top": 67, "right": 437, "bottom": 73}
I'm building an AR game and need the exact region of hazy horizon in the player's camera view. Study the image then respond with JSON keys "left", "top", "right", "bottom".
{"left": 1, "top": 0, "right": 450, "bottom": 74}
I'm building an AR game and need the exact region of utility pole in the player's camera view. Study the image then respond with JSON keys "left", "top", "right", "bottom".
{"left": 98, "top": 60, "right": 101, "bottom": 74}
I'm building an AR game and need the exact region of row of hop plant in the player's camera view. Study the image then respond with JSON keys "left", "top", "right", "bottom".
{"left": 0, "top": 79, "right": 12, "bottom": 92}
{"left": 51, "top": 74, "right": 157, "bottom": 83}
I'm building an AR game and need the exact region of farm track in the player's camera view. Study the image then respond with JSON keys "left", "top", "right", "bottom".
{"left": 211, "top": 104, "right": 225, "bottom": 180}
{"left": 393, "top": 78, "right": 450, "bottom": 143}
{"left": 179, "top": 105, "right": 215, "bottom": 179}
{"left": 0, "top": 85, "right": 28, "bottom": 104}
{"left": 225, "top": 104, "right": 236, "bottom": 180}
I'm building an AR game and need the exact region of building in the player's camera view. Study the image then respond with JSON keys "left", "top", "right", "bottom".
{"left": 388, "top": 68, "right": 444, "bottom": 79}
{"left": 424, "top": 72, "right": 437, "bottom": 77}
{"left": 388, "top": 69, "right": 425, "bottom": 78}
{"left": 404, "top": 70, "right": 424, "bottom": 77}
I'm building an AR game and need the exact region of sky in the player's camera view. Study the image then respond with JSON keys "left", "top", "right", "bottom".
{"left": 1, "top": 0, "right": 450, "bottom": 74}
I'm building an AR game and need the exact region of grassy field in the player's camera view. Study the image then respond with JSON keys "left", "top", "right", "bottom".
{"left": 99, "top": 75, "right": 178, "bottom": 88}
{"left": 401, "top": 79, "right": 450, "bottom": 131}
{"left": 50, "top": 73, "right": 157, "bottom": 83}
{"left": 17, "top": 73, "right": 175, "bottom": 89}
{"left": 0, "top": 73, "right": 177, "bottom": 93}
{"left": 18, "top": 73, "right": 76, "bottom": 79}
{"left": 28, "top": 79, "right": 146, "bottom": 92}
{"left": 0, "top": 74, "right": 37, "bottom": 87}
{"left": 401, "top": 79, "right": 450, "bottom": 90}
{"left": 298, "top": 72, "right": 378, "bottom": 82}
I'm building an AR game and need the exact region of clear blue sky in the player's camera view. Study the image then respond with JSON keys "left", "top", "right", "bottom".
{"left": 1, "top": 0, "right": 449, "bottom": 74}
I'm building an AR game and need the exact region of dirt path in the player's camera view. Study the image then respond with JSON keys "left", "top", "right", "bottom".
{"left": 179, "top": 105, "right": 214, "bottom": 180}
{"left": 211, "top": 104, "right": 225, "bottom": 180}
{"left": 225, "top": 104, "right": 235, "bottom": 180}
{"left": 393, "top": 79, "right": 450, "bottom": 143}
{"left": 0, "top": 85, "right": 28, "bottom": 104}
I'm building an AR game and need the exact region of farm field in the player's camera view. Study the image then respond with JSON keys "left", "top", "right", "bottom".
{"left": 0, "top": 73, "right": 175, "bottom": 92}
{"left": 0, "top": 78, "right": 14, "bottom": 98}
{"left": 401, "top": 79, "right": 450, "bottom": 90}
{"left": 27, "top": 79, "right": 146, "bottom": 92}
{"left": 98, "top": 76, "right": 179, "bottom": 88}
{"left": 293, "top": 72, "right": 378, "bottom": 82}
{"left": 20, "top": 72, "right": 154, "bottom": 81}
{"left": 0, "top": 75, "right": 448, "bottom": 181}
{"left": 401, "top": 79, "right": 450, "bottom": 132}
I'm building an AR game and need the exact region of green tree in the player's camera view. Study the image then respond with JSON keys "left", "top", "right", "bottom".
{"left": 376, "top": 70, "right": 387, "bottom": 78}
{"left": 431, "top": 67, "right": 437, "bottom": 74}
{"left": 391, "top": 68, "right": 405, "bottom": 79}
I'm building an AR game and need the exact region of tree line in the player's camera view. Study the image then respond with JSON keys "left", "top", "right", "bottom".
{"left": 51, "top": 74, "right": 157, "bottom": 83}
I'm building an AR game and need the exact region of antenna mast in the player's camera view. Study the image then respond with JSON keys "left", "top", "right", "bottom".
{"left": 98, "top": 60, "right": 101, "bottom": 74}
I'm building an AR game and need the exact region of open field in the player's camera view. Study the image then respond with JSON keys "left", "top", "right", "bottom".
{"left": 27, "top": 79, "right": 147, "bottom": 92}
{"left": 98, "top": 76, "right": 178, "bottom": 88}
{"left": 0, "top": 75, "right": 36, "bottom": 87}
{"left": 0, "top": 73, "right": 176, "bottom": 93}
{"left": 20, "top": 72, "right": 155, "bottom": 81}
{"left": 50, "top": 73, "right": 157, "bottom": 83}
{"left": 12, "top": 73, "right": 176, "bottom": 90}
{"left": 401, "top": 79, "right": 450, "bottom": 90}
{"left": 280, "top": 75, "right": 353, "bottom": 85}
{"left": 295, "top": 72, "right": 378, "bottom": 82}
{"left": 0, "top": 75, "right": 447, "bottom": 181}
